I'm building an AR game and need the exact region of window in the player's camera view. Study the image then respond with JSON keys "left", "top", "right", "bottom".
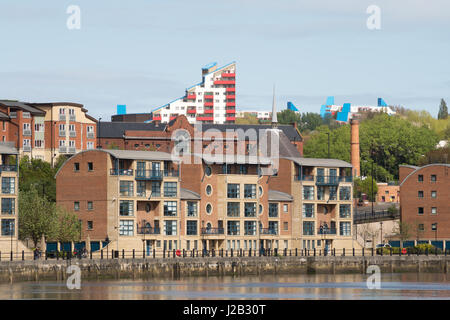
{"left": 1, "top": 177, "right": 15, "bottom": 194}
{"left": 283, "top": 222, "right": 289, "bottom": 231}
{"left": 303, "top": 221, "right": 314, "bottom": 236}
{"left": 283, "top": 204, "right": 288, "bottom": 212}
{"left": 431, "top": 223, "right": 437, "bottom": 231}
{"left": 269, "top": 221, "right": 278, "bottom": 235}
{"left": 164, "top": 201, "right": 177, "bottom": 216}
{"left": 34, "top": 139, "right": 44, "bottom": 148}
{"left": 1, "top": 198, "right": 15, "bottom": 215}
{"left": 431, "top": 175, "right": 437, "bottom": 182}
{"left": 302, "top": 204, "right": 314, "bottom": 218}
{"left": 431, "top": 207, "right": 437, "bottom": 215}
{"left": 418, "top": 224, "right": 424, "bottom": 231}
{"left": 87, "top": 221, "right": 93, "bottom": 230}
{"left": 431, "top": 191, "right": 437, "bottom": 198}
{"left": 317, "top": 186, "right": 325, "bottom": 200}
{"left": 151, "top": 181, "right": 161, "bottom": 197}
{"left": 88, "top": 162, "right": 93, "bottom": 171}
{"left": 239, "top": 165, "right": 248, "bottom": 174}
{"left": 164, "top": 182, "right": 177, "bottom": 197}
{"left": 137, "top": 181, "right": 146, "bottom": 197}
{"left": 74, "top": 163, "right": 79, "bottom": 171}
{"left": 119, "top": 220, "right": 134, "bottom": 236}
{"left": 259, "top": 186, "right": 263, "bottom": 197}
{"left": 244, "top": 184, "right": 256, "bottom": 199}
{"left": 227, "top": 221, "right": 240, "bottom": 235}
{"left": 222, "top": 164, "right": 231, "bottom": 174}
{"left": 339, "top": 187, "right": 351, "bottom": 200}
{"left": 418, "top": 175, "right": 423, "bottom": 182}
{"left": 340, "top": 222, "right": 351, "bottom": 236}
{"left": 206, "top": 185, "right": 212, "bottom": 195}
{"left": 227, "top": 184, "right": 240, "bottom": 198}
{"left": 269, "top": 203, "right": 278, "bottom": 217}
{"left": 74, "top": 202, "right": 79, "bottom": 211}
{"left": 87, "top": 201, "right": 93, "bottom": 211}
{"left": 186, "top": 221, "right": 197, "bottom": 235}
{"left": 244, "top": 221, "right": 256, "bottom": 235}
{"left": 303, "top": 186, "right": 314, "bottom": 200}
{"left": 59, "top": 108, "right": 65, "bottom": 114}
{"left": 339, "top": 204, "right": 351, "bottom": 218}
{"left": 164, "top": 220, "right": 177, "bottom": 235}
{"left": 87, "top": 142, "right": 94, "bottom": 149}
{"left": 227, "top": 202, "right": 240, "bottom": 217}
{"left": 120, "top": 181, "right": 134, "bottom": 197}
{"left": 119, "top": 200, "right": 134, "bottom": 216}
{"left": 418, "top": 207, "right": 424, "bottom": 215}
{"left": 329, "top": 186, "right": 337, "bottom": 200}
{"left": 206, "top": 203, "right": 212, "bottom": 214}
{"left": 187, "top": 202, "right": 197, "bottom": 217}
{"left": 244, "top": 203, "right": 256, "bottom": 217}
{"left": 1, "top": 219, "right": 15, "bottom": 236}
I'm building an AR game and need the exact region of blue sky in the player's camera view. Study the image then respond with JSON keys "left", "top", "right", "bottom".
{"left": 0, "top": 0, "right": 449, "bottom": 120}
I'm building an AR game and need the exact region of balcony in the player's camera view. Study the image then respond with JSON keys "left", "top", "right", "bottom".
{"left": 214, "top": 80, "right": 235, "bottom": 85}
{"left": 186, "top": 93, "right": 196, "bottom": 100}
{"left": 69, "top": 114, "right": 76, "bottom": 121}
{"left": 0, "top": 165, "right": 17, "bottom": 172}
{"left": 59, "top": 131, "right": 66, "bottom": 137}
{"left": 137, "top": 227, "right": 160, "bottom": 235}
{"left": 9, "top": 112, "right": 17, "bottom": 119}
{"left": 67, "top": 147, "right": 76, "bottom": 154}
{"left": 226, "top": 102, "right": 235, "bottom": 107}
{"left": 197, "top": 116, "right": 214, "bottom": 121}
{"left": 226, "top": 108, "right": 236, "bottom": 114}
{"left": 260, "top": 228, "right": 277, "bottom": 235}
{"left": 69, "top": 131, "right": 76, "bottom": 138}
{"left": 204, "top": 94, "right": 214, "bottom": 99}
{"left": 226, "top": 116, "right": 236, "bottom": 122}
{"left": 187, "top": 108, "right": 196, "bottom": 114}
{"left": 226, "top": 95, "right": 236, "bottom": 99}
{"left": 204, "top": 108, "right": 214, "bottom": 114}
{"left": 316, "top": 176, "right": 339, "bottom": 186}
{"left": 222, "top": 73, "right": 235, "bottom": 78}
{"left": 87, "top": 132, "right": 95, "bottom": 139}
{"left": 59, "top": 114, "right": 66, "bottom": 121}
{"left": 110, "top": 169, "right": 134, "bottom": 176}
{"left": 58, "top": 146, "right": 67, "bottom": 153}
{"left": 201, "top": 227, "right": 224, "bottom": 235}
{"left": 135, "top": 169, "right": 179, "bottom": 180}
{"left": 152, "top": 115, "right": 162, "bottom": 121}
{"left": 23, "top": 129, "right": 32, "bottom": 136}
{"left": 295, "top": 175, "right": 314, "bottom": 181}
{"left": 318, "top": 227, "right": 337, "bottom": 235}
{"left": 339, "top": 176, "right": 353, "bottom": 183}
{"left": 204, "top": 102, "right": 214, "bottom": 107}
{"left": 226, "top": 88, "right": 235, "bottom": 92}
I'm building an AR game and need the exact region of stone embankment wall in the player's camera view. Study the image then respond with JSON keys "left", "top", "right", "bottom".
{"left": 0, "top": 256, "right": 449, "bottom": 283}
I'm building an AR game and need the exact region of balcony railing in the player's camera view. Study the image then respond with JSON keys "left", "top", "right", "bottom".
{"left": 59, "top": 114, "right": 66, "bottom": 121}
{"left": 136, "top": 191, "right": 146, "bottom": 197}
{"left": 23, "top": 129, "right": 31, "bottom": 136}
{"left": 260, "top": 228, "right": 277, "bottom": 235}
{"left": 201, "top": 227, "right": 224, "bottom": 235}
{"left": 0, "top": 165, "right": 18, "bottom": 172}
{"left": 339, "top": 176, "right": 353, "bottom": 183}
{"left": 59, "top": 146, "right": 67, "bottom": 153}
{"left": 135, "top": 169, "right": 179, "bottom": 180}
{"left": 110, "top": 168, "right": 134, "bottom": 176}
{"left": 23, "top": 145, "right": 31, "bottom": 152}
{"left": 137, "top": 227, "right": 160, "bottom": 235}
{"left": 316, "top": 176, "right": 339, "bottom": 185}
{"left": 67, "top": 147, "right": 76, "bottom": 154}
{"left": 318, "top": 227, "right": 337, "bottom": 235}
{"left": 87, "top": 132, "right": 95, "bottom": 139}
{"left": 69, "top": 131, "right": 76, "bottom": 137}
{"left": 295, "top": 175, "right": 314, "bottom": 181}
{"left": 59, "top": 131, "right": 66, "bottom": 137}
{"left": 69, "top": 114, "right": 76, "bottom": 121}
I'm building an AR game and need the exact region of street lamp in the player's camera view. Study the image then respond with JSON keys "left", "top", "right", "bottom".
{"left": 326, "top": 132, "right": 330, "bottom": 158}
{"left": 380, "top": 221, "right": 383, "bottom": 245}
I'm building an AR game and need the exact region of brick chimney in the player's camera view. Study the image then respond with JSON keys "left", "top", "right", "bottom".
{"left": 350, "top": 119, "right": 360, "bottom": 177}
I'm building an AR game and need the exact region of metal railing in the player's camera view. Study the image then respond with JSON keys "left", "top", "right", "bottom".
{"left": 260, "top": 228, "right": 277, "bottom": 235}
{"left": 68, "top": 147, "right": 76, "bottom": 154}
{"left": 23, "top": 129, "right": 31, "bottom": 136}
{"left": 87, "top": 132, "right": 95, "bottom": 139}
{"left": 69, "top": 131, "right": 76, "bottom": 137}
{"left": 110, "top": 169, "right": 134, "bottom": 176}
{"left": 136, "top": 227, "right": 160, "bottom": 235}
{"left": 0, "top": 165, "right": 18, "bottom": 172}
{"left": 135, "top": 169, "right": 179, "bottom": 180}
{"left": 69, "top": 114, "right": 76, "bottom": 121}
{"left": 353, "top": 209, "right": 400, "bottom": 224}
{"left": 294, "top": 175, "right": 353, "bottom": 183}
{"left": 23, "top": 146, "right": 31, "bottom": 152}
{"left": 318, "top": 227, "right": 337, "bottom": 235}
{"left": 59, "top": 114, "right": 66, "bottom": 121}
{"left": 201, "top": 227, "right": 224, "bottom": 235}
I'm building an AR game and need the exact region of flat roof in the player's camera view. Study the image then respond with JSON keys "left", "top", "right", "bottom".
{"left": 287, "top": 157, "right": 353, "bottom": 168}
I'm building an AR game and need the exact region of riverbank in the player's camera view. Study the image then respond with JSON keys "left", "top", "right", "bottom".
{"left": 0, "top": 256, "right": 449, "bottom": 283}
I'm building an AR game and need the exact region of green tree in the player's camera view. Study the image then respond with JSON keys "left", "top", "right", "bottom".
{"left": 277, "top": 109, "right": 301, "bottom": 125}
{"left": 392, "top": 221, "right": 412, "bottom": 243}
{"left": 299, "top": 112, "right": 323, "bottom": 133}
{"left": 56, "top": 207, "right": 82, "bottom": 243}
{"left": 438, "top": 98, "right": 448, "bottom": 120}
{"left": 235, "top": 114, "right": 260, "bottom": 125}
{"left": 353, "top": 176, "right": 378, "bottom": 202}
{"left": 18, "top": 187, "right": 58, "bottom": 247}
{"left": 418, "top": 146, "right": 449, "bottom": 165}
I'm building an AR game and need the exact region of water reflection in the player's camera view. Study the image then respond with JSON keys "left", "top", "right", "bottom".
{"left": 0, "top": 273, "right": 449, "bottom": 300}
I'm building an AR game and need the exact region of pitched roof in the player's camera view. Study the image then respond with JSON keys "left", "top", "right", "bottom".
{"left": 180, "top": 188, "right": 201, "bottom": 200}
{"left": 0, "top": 100, "right": 45, "bottom": 115}
{"left": 0, "top": 111, "right": 9, "bottom": 120}
{"left": 0, "top": 142, "right": 18, "bottom": 155}
{"left": 98, "top": 122, "right": 166, "bottom": 138}
{"left": 268, "top": 190, "right": 293, "bottom": 202}
{"left": 287, "top": 157, "right": 353, "bottom": 168}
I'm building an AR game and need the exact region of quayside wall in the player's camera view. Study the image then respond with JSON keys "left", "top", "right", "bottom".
{"left": 0, "top": 256, "right": 449, "bottom": 283}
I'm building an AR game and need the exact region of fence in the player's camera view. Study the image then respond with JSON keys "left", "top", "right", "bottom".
{"left": 1, "top": 246, "right": 449, "bottom": 262}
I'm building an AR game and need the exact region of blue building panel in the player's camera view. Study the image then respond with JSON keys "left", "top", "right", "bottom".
{"left": 378, "top": 98, "right": 387, "bottom": 107}
{"left": 117, "top": 104, "right": 127, "bottom": 115}
{"left": 326, "top": 96, "right": 334, "bottom": 106}
{"left": 287, "top": 102, "right": 299, "bottom": 112}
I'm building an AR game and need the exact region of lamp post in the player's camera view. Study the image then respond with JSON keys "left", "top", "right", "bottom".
{"left": 326, "top": 132, "right": 330, "bottom": 158}
{"left": 10, "top": 221, "right": 13, "bottom": 260}
{"left": 380, "top": 221, "right": 383, "bottom": 245}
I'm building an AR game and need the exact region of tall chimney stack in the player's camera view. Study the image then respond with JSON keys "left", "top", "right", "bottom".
{"left": 350, "top": 119, "right": 360, "bottom": 177}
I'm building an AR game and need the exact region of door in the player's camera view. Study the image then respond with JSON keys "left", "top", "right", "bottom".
{"left": 152, "top": 162, "right": 161, "bottom": 177}
{"left": 146, "top": 240, "right": 152, "bottom": 256}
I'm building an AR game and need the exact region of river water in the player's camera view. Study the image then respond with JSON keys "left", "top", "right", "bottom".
{"left": 0, "top": 273, "right": 449, "bottom": 300}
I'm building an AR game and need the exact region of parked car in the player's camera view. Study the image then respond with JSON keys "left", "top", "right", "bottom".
{"left": 376, "top": 243, "right": 391, "bottom": 248}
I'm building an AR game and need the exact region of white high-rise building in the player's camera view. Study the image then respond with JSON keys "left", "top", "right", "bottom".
{"left": 151, "top": 62, "right": 236, "bottom": 124}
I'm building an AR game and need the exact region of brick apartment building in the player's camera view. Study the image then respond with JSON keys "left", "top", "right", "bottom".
{"left": 377, "top": 183, "right": 400, "bottom": 203}
{"left": 0, "top": 100, "right": 97, "bottom": 165}
{"left": 56, "top": 121, "right": 356, "bottom": 253}
{"left": 399, "top": 164, "right": 450, "bottom": 250}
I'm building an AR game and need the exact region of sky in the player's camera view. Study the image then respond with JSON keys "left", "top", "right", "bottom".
{"left": 0, "top": 0, "right": 449, "bottom": 121}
